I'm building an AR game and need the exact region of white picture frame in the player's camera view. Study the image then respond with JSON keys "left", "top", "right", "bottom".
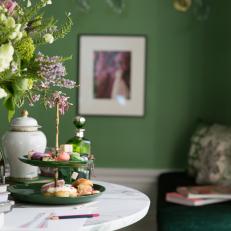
{"left": 78, "top": 35, "right": 146, "bottom": 116}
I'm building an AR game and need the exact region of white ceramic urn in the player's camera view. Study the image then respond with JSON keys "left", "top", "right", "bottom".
{"left": 1, "top": 110, "right": 47, "bottom": 180}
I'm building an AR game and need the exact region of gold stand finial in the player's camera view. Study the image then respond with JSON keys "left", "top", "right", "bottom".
{"left": 21, "top": 110, "right": 29, "bottom": 117}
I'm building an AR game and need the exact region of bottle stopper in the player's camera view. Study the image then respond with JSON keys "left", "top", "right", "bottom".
{"left": 73, "top": 116, "right": 86, "bottom": 129}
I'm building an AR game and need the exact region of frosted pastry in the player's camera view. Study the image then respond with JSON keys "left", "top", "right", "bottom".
{"left": 54, "top": 185, "right": 77, "bottom": 197}
{"left": 41, "top": 179, "right": 65, "bottom": 196}
{"left": 72, "top": 178, "right": 93, "bottom": 188}
{"left": 41, "top": 180, "right": 78, "bottom": 197}
{"left": 56, "top": 152, "right": 70, "bottom": 161}
{"left": 72, "top": 178, "right": 94, "bottom": 196}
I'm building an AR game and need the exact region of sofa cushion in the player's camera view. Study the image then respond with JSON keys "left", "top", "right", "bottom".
{"left": 188, "top": 123, "right": 231, "bottom": 184}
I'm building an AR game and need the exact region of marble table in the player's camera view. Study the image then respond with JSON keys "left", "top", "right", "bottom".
{"left": 3, "top": 181, "right": 150, "bottom": 231}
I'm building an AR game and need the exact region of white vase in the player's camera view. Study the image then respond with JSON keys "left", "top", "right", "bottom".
{"left": 1, "top": 110, "right": 47, "bottom": 180}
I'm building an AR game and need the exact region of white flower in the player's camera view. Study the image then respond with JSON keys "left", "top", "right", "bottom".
{"left": 0, "top": 88, "right": 7, "bottom": 99}
{"left": 0, "top": 43, "right": 14, "bottom": 59}
{"left": 9, "top": 24, "right": 22, "bottom": 40}
{"left": 0, "top": 6, "right": 7, "bottom": 13}
{"left": 9, "top": 32, "right": 17, "bottom": 40}
{"left": 5, "top": 17, "right": 16, "bottom": 28}
{"left": 27, "top": 0, "right": 31, "bottom": 7}
{"left": 15, "top": 24, "right": 21, "bottom": 32}
{"left": 17, "top": 31, "right": 23, "bottom": 40}
{"left": 43, "top": 33, "right": 54, "bottom": 44}
{"left": 0, "top": 59, "right": 9, "bottom": 72}
{"left": 0, "top": 13, "right": 6, "bottom": 22}
{"left": 42, "top": 0, "right": 52, "bottom": 7}
{"left": 0, "top": 43, "right": 14, "bottom": 72}
{"left": 11, "top": 61, "right": 18, "bottom": 72}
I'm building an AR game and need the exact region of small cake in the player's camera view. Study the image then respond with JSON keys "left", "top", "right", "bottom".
{"left": 41, "top": 180, "right": 78, "bottom": 197}
{"left": 41, "top": 179, "right": 99, "bottom": 198}
{"left": 54, "top": 185, "right": 77, "bottom": 197}
{"left": 72, "top": 178, "right": 94, "bottom": 196}
{"left": 44, "top": 186, "right": 56, "bottom": 197}
{"left": 64, "top": 185, "right": 78, "bottom": 197}
{"left": 41, "top": 180, "right": 65, "bottom": 196}
{"left": 56, "top": 151, "right": 70, "bottom": 161}
{"left": 28, "top": 151, "right": 53, "bottom": 161}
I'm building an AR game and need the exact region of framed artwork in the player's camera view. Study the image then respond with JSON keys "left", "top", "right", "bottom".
{"left": 78, "top": 35, "right": 146, "bottom": 116}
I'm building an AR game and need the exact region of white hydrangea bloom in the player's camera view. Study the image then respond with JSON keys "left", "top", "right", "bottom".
{"left": 15, "top": 24, "right": 21, "bottom": 32}
{"left": 27, "top": 0, "right": 31, "bottom": 7}
{"left": 17, "top": 31, "right": 23, "bottom": 40}
{"left": 0, "top": 43, "right": 14, "bottom": 72}
{"left": 0, "top": 13, "right": 6, "bottom": 22}
{"left": 43, "top": 33, "right": 54, "bottom": 44}
{"left": 9, "top": 24, "right": 22, "bottom": 40}
{"left": 5, "top": 17, "right": 16, "bottom": 28}
{"left": 0, "top": 59, "right": 9, "bottom": 72}
{"left": 0, "top": 87, "right": 7, "bottom": 99}
{"left": 9, "top": 32, "right": 17, "bottom": 40}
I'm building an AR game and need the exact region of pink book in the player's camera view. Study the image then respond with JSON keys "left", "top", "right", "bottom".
{"left": 177, "top": 185, "right": 231, "bottom": 199}
{"left": 166, "top": 192, "right": 229, "bottom": 206}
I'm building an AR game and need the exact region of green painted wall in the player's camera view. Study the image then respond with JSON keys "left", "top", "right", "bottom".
{"left": 1, "top": 0, "right": 223, "bottom": 169}
{"left": 201, "top": 0, "right": 231, "bottom": 125}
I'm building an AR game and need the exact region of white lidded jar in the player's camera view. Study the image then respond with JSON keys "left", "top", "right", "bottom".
{"left": 1, "top": 110, "right": 47, "bottom": 181}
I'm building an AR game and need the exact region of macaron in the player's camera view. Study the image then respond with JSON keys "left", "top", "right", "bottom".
{"left": 56, "top": 152, "right": 70, "bottom": 161}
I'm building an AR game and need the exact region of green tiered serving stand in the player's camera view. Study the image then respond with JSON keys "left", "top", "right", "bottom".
{"left": 8, "top": 156, "right": 105, "bottom": 205}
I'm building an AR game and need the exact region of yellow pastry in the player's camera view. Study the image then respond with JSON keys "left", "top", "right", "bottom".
{"left": 41, "top": 181, "right": 78, "bottom": 198}
{"left": 72, "top": 178, "right": 94, "bottom": 196}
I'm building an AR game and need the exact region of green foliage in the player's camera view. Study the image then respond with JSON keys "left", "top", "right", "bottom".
{"left": 0, "top": 25, "right": 15, "bottom": 44}
{"left": 15, "top": 36, "right": 35, "bottom": 62}
{"left": 20, "top": 0, "right": 46, "bottom": 26}
{"left": 53, "top": 15, "right": 73, "bottom": 41}
{"left": 28, "top": 16, "right": 57, "bottom": 45}
{"left": 3, "top": 93, "right": 15, "bottom": 121}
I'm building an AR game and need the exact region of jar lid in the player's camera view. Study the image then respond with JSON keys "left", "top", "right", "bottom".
{"left": 10, "top": 110, "right": 41, "bottom": 131}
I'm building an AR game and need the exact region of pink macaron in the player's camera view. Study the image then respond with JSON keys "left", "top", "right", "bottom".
{"left": 56, "top": 152, "right": 70, "bottom": 161}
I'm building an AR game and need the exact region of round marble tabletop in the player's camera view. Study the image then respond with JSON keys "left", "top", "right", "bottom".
{"left": 3, "top": 181, "right": 150, "bottom": 231}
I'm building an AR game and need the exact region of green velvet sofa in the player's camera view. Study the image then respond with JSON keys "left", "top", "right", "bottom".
{"left": 157, "top": 172, "right": 231, "bottom": 231}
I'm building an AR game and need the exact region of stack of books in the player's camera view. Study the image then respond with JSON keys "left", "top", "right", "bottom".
{"left": 166, "top": 185, "right": 231, "bottom": 206}
{"left": 0, "top": 184, "right": 14, "bottom": 229}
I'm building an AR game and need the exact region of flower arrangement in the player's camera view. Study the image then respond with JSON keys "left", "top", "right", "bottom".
{"left": 0, "top": 0, "right": 76, "bottom": 121}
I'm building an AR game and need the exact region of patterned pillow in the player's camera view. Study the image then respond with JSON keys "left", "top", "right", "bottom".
{"left": 188, "top": 123, "right": 231, "bottom": 184}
